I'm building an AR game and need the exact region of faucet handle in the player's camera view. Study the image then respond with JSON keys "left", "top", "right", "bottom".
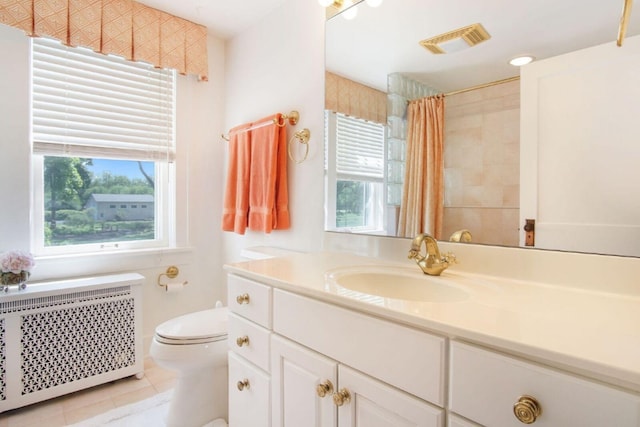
{"left": 408, "top": 248, "right": 421, "bottom": 260}
{"left": 443, "top": 252, "right": 457, "bottom": 265}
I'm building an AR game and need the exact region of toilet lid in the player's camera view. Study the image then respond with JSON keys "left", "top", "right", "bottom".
{"left": 155, "top": 307, "right": 228, "bottom": 344}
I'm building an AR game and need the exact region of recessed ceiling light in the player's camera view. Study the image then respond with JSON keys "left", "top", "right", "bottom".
{"left": 509, "top": 56, "right": 535, "bottom": 66}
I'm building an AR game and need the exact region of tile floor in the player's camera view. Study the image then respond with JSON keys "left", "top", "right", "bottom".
{"left": 0, "top": 358, "right": 176, "bottom": 427}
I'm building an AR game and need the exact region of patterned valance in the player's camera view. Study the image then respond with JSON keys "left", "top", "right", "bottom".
{"left": 0, "top": 0, "right": 208, "bottom": 81}
{"left": 325, "top": 71, "right": 387, "bottom": 124}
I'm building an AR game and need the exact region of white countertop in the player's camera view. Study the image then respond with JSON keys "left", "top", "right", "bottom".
{"left": 224, "top": 251, "right": 640, "bottom": 393}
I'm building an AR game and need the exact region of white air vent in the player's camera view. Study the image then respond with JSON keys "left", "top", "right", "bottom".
{"left": 420, "top": 23, "right": 491, "bottom": 54}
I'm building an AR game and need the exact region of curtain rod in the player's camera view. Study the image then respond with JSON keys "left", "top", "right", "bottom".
{"left": 444, "top": 76, "right": 520, "bottom": 97}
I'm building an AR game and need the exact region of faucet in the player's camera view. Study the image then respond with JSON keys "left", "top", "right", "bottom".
{"left": 449, "top": 229, "right": 472, "bottom": 243}
{"left": 408, "top": 233, "right": 456, "bottom": 276}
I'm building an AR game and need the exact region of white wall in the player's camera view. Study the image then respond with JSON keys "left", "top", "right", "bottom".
{"left": 221, "top": 0, "right": 326, "bottom": 264}
{"left": 0, "top": 24, "right": 227, "bottom": 353}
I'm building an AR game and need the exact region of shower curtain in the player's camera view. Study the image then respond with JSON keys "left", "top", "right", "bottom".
{"left": 397, "top": 95, "right": 445, "bottom": 238}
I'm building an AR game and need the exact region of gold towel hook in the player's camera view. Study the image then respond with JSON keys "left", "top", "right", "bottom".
{"left": 288, "top": 128, "right": 311, "bottom": 164}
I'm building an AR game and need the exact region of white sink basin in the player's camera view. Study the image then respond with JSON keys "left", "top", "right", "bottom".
{"left": 325, "top": 265, "right": 470, "bottom": 302}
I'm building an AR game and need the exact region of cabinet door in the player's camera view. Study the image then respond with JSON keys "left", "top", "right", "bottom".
{"left": 271, "top": 335, "right": 338, "bottom": 427}
{"left": 337, "top": 365, "right": 444, "bottom": 427}
{"left": 228, "top": 351, "right": 270, "bottom": 427}
{"left": 448, "top": 414, "right": 482, "bottom": 427}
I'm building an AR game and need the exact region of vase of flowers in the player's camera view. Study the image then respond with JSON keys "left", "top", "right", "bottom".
{"left": 0, "top": 250, "right": 35, "bottom": 292}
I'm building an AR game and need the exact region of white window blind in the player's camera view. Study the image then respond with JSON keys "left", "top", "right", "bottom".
{"left": 32, "top": 37, "right": 175, "bottom": 161}
{"left": 335, "top": 113, "right": 385, "bottom": 179}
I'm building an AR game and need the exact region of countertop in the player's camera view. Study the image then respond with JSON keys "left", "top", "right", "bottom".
{"left": 224, "top": 251, "right": 640, "bottom": 393}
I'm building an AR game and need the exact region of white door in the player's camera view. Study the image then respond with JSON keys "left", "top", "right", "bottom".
{"left": 271, "top": 335, "right": 338, "bottom": 427}
{"left": 337, "top": 365, "right": 444, "bottom": 427}
{"left": 519, "top": 36, "right": 640, "bottom": 256}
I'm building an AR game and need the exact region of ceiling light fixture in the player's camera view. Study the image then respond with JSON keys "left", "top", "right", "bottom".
{"left": 509, "top": 55, "right": 535, "bottom": 66}
{"left": 319, "top": 0, "right": 383, "bottom": 20}
{"left": 341, "top": 0, "right": 358, "bottom": 19}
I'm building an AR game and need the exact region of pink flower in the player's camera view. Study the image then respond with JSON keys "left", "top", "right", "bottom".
{"left": 0, "top": 250, "right": 35, "bottom": 274}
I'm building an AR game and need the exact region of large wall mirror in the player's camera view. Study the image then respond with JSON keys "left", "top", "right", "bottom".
{"left": 324, "top": 0, "right": 640, "bottom": 257}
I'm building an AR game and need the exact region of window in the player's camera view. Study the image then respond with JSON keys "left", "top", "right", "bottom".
{"left": 325, "top": 112, "right": 385, "bottom": 232}
{"left": 31, "top": 38, "right": 176, "bottom": 254}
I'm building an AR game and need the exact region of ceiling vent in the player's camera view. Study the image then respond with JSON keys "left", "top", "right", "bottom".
{"left": 420, "top": 23, "right": 491, "bottom": 54}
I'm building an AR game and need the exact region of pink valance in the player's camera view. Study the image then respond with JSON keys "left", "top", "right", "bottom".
{"left": 0, "top": 0, "right": 209, "bottom": 81}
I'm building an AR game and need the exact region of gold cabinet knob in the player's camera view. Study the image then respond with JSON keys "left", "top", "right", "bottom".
{"left": 316, "top": 380, "right": 334, "bottom": 398}
{"left": 236, "top": 293, "right": 250, "bottom": 304}
{"left": 513, "top": 395, "right": 542, "bottom": 424}
{"left": 333, "top": 388, "right": 351, "bottom": 407}
{"left": 236, "top": 335, "right": 250, "bottom": 347}
{"left": 237, "top": 379, "right": 250, "bottom": 391}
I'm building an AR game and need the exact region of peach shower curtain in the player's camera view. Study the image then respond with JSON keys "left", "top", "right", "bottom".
{"left": 397, "top": 95, "right": 445, "bottom": 238}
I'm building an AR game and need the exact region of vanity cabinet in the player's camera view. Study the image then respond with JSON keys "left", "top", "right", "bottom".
{"left": 227, "top": 275, "right": 273, "bottom": 427}
{"left": 226, "top": 272, "right": 640, "bottom": 427}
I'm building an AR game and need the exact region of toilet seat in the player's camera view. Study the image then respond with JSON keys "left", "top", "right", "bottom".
{"left": 155, "top": 308, "right": 228, "bottom": 345}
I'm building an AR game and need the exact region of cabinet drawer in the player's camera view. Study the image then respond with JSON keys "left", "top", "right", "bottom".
{"left": 228, "top": 274, "right": 272, "bottom": 328}
{"left": 228, "top": 312, "right": 271, "bottom": 371}
{"left": 228, "top": 351, "right": 270, "bottom": 427}
{"left": 450, "top": 341, "right": 640, "bottom": 427}
{"left": 273, "top": 289, "right": 446, "bottom": 406}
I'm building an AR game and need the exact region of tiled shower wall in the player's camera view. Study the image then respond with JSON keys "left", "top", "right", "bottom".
{"left": 443, "top": 80, "right": 520, "bottom": 246}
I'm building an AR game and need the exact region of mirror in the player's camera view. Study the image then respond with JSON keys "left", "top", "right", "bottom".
{"left": 324, "top": 0, "right": 640, "bottom": 256}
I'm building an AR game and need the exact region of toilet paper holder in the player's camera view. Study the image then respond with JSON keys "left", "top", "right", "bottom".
{"left": 158, "top": 266, "right": 189, "bottom": 288}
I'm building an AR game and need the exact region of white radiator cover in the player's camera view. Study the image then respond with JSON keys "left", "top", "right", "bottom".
{"left": 0, "top": 273, "right": 144, "bottom": 412}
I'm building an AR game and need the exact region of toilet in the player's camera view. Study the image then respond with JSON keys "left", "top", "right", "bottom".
{"left": 150, "top": 305, "right": 229, "bottom": 427}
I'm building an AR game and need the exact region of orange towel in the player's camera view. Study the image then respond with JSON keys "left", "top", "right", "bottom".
{"left": 222, "top": 123, "right": 251, "bottom": 234}
{"left": 273, "top": 119, "right": 290, "bottom": 230}
{"left": 247, "top": 114, "right": 290, "bottom": 233}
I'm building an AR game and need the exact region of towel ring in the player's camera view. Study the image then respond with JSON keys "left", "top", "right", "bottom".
{"left": 288, "top": 128, "right": 310, "bottom": 164}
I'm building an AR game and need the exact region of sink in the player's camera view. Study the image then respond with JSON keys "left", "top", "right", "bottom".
{"left": 325, "top": 265, "right": 470, "bottom": 302}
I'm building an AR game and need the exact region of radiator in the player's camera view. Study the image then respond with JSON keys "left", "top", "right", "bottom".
{"left": 0, "top": 273, "right": 144, "bottom": 412}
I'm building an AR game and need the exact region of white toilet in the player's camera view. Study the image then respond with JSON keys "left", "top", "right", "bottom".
{"left": 150, "top": 306, "right": 229, "bottom": 427}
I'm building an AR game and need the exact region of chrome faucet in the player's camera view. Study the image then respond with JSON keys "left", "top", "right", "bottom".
{"left": 408, "top": 233, "right": 456, "bottom": 276}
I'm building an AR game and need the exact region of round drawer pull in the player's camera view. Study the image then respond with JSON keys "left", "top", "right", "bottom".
{"left": 316, "top": 380, "right": 334, "bottom": 398}
{"left": 333, "top": 388, "right": 351, "bottom": 407}
{"left": 237, "top": 379, "right": 250, "bottom": 391}
{"left": 513, "top": 395, "right": 542, "bottom": 424}
{"left": 236, "top": 335, "right": 250, "bottom": 347}
{"left": 236, "top": 293, "right": 250, "bottom": 305}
